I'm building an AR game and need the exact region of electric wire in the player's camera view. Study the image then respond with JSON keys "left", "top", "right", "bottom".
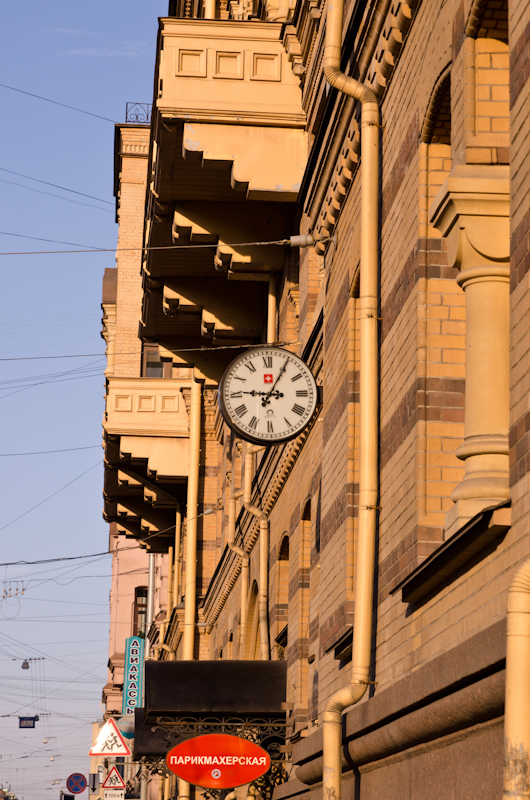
{"left": 0, "top": 445, "right": 100, "bottom": 457}
{"left": 0, "top": 460, "right": 101, "bottom": 534}
{"left": 0, "top": 237, "right": 294, "bottom": 256}
{"left": 0, "top": 82, "right": 116, "bottom": 122}
{"left": 0, "top": 231, "right": 105, "bottom": 249}
{"left": 0, "top": 356, "right": 103, "bottom": 400}
{"left": 0, "top": 339, "right": 299, "bottom": 361}
{"left": 0, "top": 178, "right": 114, "bottom": 213}
{"left": 0, "top": 167, "right": 114, "bottom": 204}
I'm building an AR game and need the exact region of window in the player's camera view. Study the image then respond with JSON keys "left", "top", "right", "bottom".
{"left": 143, "top": 347, "right": 164, "bottom": 378}
{"left": 133, "top": 587, "right": 148, "bottom": 636}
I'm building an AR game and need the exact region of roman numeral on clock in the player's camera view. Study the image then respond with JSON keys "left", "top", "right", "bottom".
{"left": 291, "top": 373, "right": 302, "bottom": 382}
{"left": 262, "top": 356, "right": 272, "bottom": 368}
{"left": 249, "top": 416, "right": 258, "bottom": 430}
{"left": 267, "top": 421, "right": 274, "bottom": 433}
{"left": 235, "top": 404, "right": 248, "bottom": 418}
{"left": 292, "top": 404, "right": 305, "bottom": 416}
{"left": 245, "top": 362, "right": 256, "bottom": 373}
{"left": 230, "top": 391, "right": 243, "bottom": 399}
{"left": 296, "top": 390, "right": 308, "bottom": 397}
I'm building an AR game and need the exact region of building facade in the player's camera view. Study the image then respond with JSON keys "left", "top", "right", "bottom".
{"left": 100, "top": 0, "right": 530, "bottom": 797}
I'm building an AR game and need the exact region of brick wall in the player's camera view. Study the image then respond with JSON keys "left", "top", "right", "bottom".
{"left": 114, "top": 126, "right": 150, "bottom": 378}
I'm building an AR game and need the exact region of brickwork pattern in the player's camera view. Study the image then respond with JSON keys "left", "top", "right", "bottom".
{"left": 114, "top": 127, "right": 150, "bottom": 378}
{"left": 161, "top": 1, "right": 530, "bottom": 770}
{"left": 510, "top": 0, "right": 530, "bottom": 626}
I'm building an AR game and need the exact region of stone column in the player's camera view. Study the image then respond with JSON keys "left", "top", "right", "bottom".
{"left": 430, "top": 165, "right": 510, "bottom": 536}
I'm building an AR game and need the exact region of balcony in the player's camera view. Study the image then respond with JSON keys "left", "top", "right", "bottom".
{"left": 103, "top": 377, "right": 190, "bottom": 549}
{"left": 140, "top": 17, "right": 307, "bottom": 384}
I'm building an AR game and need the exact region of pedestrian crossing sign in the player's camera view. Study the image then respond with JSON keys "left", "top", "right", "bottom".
{"left": 89, "top": 718, "right": 131, "bottom": 757}
{"left": 102, "top": 767, "right": 126, "bottom": 790}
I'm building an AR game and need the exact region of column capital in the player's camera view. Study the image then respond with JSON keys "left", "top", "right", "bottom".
{"left": 429, "top": 165, "right": 510, "bottom": 272}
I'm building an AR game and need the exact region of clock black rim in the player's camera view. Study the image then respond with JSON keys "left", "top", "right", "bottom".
{"left": 218, "top": 346, "right": 318, "bottom": 446}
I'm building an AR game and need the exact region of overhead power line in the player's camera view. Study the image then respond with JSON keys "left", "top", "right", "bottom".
{"left": 0, "top": 461, "right": 101, "bottom": 534}
{"left": 0, "top": 82, "right": 116, "bottom": 123}
{"left": 0, "top": 238, "right": 294, "bottom": 256}
{"left": 0, "top": 231, "right": 104, "bottom": 249}
{"left": 0, "top": 340, "right": 298, "bottom": 361}
{"left": 0, "top": 167, "right": 114, "bottom": 205}
{"left": 0, "top": 551, "right": 111, "bottom": 567}
{"left": 0, "top": 445, "right": 100, "bottom": 457}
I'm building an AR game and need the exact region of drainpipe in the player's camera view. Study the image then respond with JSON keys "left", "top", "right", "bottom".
{"left": 504, "top": 560, "right": 530, "bottom": 799}
{"left": 173, "top": 503, "right": 182, "bottom": 609}
{"left": 157, "top": 545, "right": 174, "bottom": 659}
{"left": 320, "top": 1, "right": 380, "bottom": 800}
{"left": 268, "top": 273, "right": 277, "bottom": 344}
{"left": 183, "top": 379, "right": 202, "bottom": 660}
{"left": 140, "top": 553, "right": 157, "bottom": 800}
{"left": 308, "top": 0, "right": 390, "bottom": 230}
{"left": 146, "top": 553, "right": 156, "bottom": 659}
{"left": 243, "top": 445, "right": 270, "bottom": 660}
{"left": 226, "top": 477, "right": 249, "bottom": 655}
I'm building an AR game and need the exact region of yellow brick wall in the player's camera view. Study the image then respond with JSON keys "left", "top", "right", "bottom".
{"left": 114, "top": 126, "right": 150, "bottom": 378}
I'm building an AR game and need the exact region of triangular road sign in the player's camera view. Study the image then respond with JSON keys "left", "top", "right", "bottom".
{"left": 89, "top": 719, "right": 131, "bottom": 757}
{"left": 102, "top": 767, "right": 126, "bottom": 790}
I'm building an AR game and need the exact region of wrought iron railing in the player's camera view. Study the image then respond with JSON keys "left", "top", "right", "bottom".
{"left": 126, "top": 103, "right": 152, "bottom": 124}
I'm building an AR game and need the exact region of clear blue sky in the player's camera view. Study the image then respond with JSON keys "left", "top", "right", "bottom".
{"left": 0, "top": 3, "right": 167, "bottom": 797}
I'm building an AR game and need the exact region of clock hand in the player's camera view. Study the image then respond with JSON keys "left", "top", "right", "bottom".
{"left": 262, "top": 362, "right": 288, "bottom": 406}
{"left": 240, "top": 390, "right": 285, "bottom": 398}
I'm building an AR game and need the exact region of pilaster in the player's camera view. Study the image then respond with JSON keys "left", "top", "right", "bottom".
{"left": 430, "top": 165, "right": 510, "bottom": 536}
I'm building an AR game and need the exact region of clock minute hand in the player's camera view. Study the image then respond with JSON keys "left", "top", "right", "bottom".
{"left": 263, "top": 361, "right": 288, "bottom": 405}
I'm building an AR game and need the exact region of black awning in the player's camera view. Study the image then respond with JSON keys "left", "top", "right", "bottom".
{"left": 145, "top": 660, "right": 287, "bottom": 718}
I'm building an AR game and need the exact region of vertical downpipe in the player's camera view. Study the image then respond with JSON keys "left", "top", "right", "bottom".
{"left": 320, "top": 1, "right": 381, "bottom": 799}
{"left": 173, "top": 503, "right": 182, "bottom": 612}
{"left": 140, "top": 553, "right": 156, "bottom": 800}
{"left": 183, "top": 379, "right": 202, "bottom": 661}
{"left": 243, "top": 446, "right": 270, "bottom": 660}
{"left": 504, "top": 560, "right": 530, "bottom": 799}
{"left": 268, "top": 273, "right": 277, "bottom": 344}
{"left": 226, "top": 480, "right": 249, "bottom": 655}
{"left": 180, "top": 380, "right": 201, "bottom": 800}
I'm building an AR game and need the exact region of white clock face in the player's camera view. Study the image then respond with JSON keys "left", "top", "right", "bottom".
{"left": 218, "top": 347, "right": 318, "bottom": 445}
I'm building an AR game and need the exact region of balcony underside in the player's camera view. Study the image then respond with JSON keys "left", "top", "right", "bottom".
{"left": 103, "top": 377, "right": 189, "bottom": 550}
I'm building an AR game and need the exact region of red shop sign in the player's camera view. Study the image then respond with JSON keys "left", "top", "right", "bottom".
{"left": 166, "top": 733, "right": 271, "bottom": 789}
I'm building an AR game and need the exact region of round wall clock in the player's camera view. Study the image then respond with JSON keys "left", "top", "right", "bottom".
{"left": 218, "top": 346, "right": 318, "bottom": 445}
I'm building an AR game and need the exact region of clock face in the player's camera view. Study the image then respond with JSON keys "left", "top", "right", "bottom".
{"left": 218, "top": 347, "right": 318, "bottom": 445}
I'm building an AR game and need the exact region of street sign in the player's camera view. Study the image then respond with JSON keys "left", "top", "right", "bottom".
{"left": 122, "top": 636, "right": 144, "bottom": 716}
{"left": 19, "top": 716, "right": 39, "bottom": 728}
{"left": 104, "top": 791, "right": 124, "bottom": 800}
{"left": 89, "top": 718, "right": 131, "bottom": 757}
{"left": 166, "top": 733, "right": 271, "bottom": 789}
{"left": 88, "top": 774, "right": 99, "bottom": 793}
{"left": 66, "top": 774, "right": 87, "bottom": 794}
{"left": 102, "top": 767, "right": 126, "bottom": 791}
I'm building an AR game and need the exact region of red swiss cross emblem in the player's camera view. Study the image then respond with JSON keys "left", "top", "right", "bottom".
{"left": 264, "top": 374, "right": 273, "bottom": 383}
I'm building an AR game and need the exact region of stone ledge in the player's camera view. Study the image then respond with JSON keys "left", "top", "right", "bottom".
{"left": 290, "top": 619, "right": 506, "bottom": 788}
{"left": 390, "top": 502, "right": 510, "bottom": 605}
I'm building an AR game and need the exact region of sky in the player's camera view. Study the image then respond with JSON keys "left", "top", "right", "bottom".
{"left": 0, "top": 3, "right": 168, "bottom": 798}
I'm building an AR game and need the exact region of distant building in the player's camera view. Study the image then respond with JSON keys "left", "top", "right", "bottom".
{"left": 101, "top": 0, "right": 530, "bottom": 798}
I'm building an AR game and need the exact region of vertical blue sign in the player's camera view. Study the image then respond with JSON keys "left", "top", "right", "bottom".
{"left": 122, "top": 636, "right": 145, "bottom": 715}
